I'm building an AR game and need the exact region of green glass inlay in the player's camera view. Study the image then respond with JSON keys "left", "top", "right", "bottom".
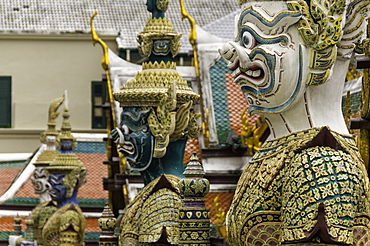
{"left": 4, "top": 197, "right": 107, "bottom": 207}
{"left": 0, "top": 161, "right": 26, "bottom": 169}
{"left": 210, "top": 58, "right": 231, "bottom": 146}
{"left": 74, "top": 142, "right": 106, "bottom": 154}
{"left": 341, "top": 91, "right": 361, "bottom": 114}
{"left": 0, "top": 231, "right": 100, "bottom": 242}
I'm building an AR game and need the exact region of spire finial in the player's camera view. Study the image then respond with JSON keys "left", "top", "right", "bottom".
{"left": 58, "top": 90, "right": 76, "bottom": 152}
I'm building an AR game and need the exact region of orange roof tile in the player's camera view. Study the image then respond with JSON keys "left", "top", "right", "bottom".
{"left": 0, "top": 168, "right": 23, "bottom": 196}
{"left": 225, "top": 73, "right": 260, "bottom": 135}
{"left": 75, "top": 153, "right": 108, "bottom": 200}
{"left": 13, "top": 153, "right": 108, "bottom": 200}
{"left": 0, "top": 217, "right": 25, "bottom": 232}
{"left": 184, "top": 137, "right": 201, "bottom": 163}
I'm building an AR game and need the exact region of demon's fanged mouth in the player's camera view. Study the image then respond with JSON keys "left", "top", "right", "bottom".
{"left": 228, "top": 57, "right": 265, "bottom": 83}
{"left": 119, "top": 141, "right": 135, "bottom": 155}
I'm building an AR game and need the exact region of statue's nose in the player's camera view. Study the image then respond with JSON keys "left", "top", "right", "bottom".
{"left": 229, "top": 41, "right": 251, "bottom": 70}
{"left": 219, "top": 41, "right": 237, "bottom": 63}
{"left": 219, "top": 41, "right": 251, "bottom": 70}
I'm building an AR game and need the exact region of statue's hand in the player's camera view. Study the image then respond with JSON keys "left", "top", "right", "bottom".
{"left": 111, "top": 128, "right": 124, "bottom": 144}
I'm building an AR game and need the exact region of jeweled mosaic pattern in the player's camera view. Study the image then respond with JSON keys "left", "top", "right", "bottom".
{"left": 120, "top": 175, "right": 182, "bottom": 245}
{"left": 210, "top": 59, "right": 260, "bottom": 146}
{"left": 227, "top": 127, "right": 370, "bottom": 245}
{"left": 74, "top": 142, "right": 106, "bottom": 154}
{"left": 210, "top": 59, "right": 231, "bottom": 145}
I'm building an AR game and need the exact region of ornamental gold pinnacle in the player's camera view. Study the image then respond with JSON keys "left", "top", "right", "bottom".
{"left": 35, "top": 95, "right": 64, "bottom": 168}
{"left": 113, "top": 0, "right": 199, "bottom": 108}
{"left": 47, "top": 93, "right": 87, "bottom": 196}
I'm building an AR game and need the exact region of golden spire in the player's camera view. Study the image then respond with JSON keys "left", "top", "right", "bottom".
{"left": 35, "top": 95, "right": 64, "bottom": 167}
{"left": 47, "top": 91, "right": 87, "bottom": 198}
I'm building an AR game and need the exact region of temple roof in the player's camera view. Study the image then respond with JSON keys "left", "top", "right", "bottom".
{"left": 0, "top": 0, "right": 239, "bottom": 52}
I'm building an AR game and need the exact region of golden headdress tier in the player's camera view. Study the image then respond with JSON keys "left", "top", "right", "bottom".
{"left": 137, "top": 0, "right": 181, "bottom": 59}
{"left": 46, "top": 101, "right": 87, "bottom": 197}
{"left": 58, "top": 108, "right": 76, "bottom": 144}
{"left": 137, "top": 17, "right": 182, "bottom": 58}
{"left": 113, "top": 61, "right": 199, "bottom": 107}
{"left": 47, "top": 104, "right": 84, "bottom": 174}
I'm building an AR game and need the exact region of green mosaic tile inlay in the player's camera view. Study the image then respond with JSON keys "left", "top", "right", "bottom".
{"left": 342, "top": 92, "right": 361, "bottom": 114}
{"left": 210, "top": 58, "right": 231, "bottom": 146}
{"left": 4, "top": 197, "right": 107, "bottom": 207}
{"left": 0, "top": 231, "right": 100, "bottom": 242}
{"left": 4, "top": 197, "right": 39, "bottom": 206}
{"left": 0, "top": 161, "right": 26, "bottom": 169}
{"left": 85, "top": 232, "right": 101, "bottom": 241}
{"left": 74, "top": 141, "right": 106, "bottom": 154}
{"left": 78, "top": 198, "right": 107, "bottom": 207}
{"left": 0, "top": 231, "right": 13, "bottom": 240}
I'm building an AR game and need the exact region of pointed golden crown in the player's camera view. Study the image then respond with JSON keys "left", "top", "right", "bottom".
{"left": 114, "top": 61, "right": 199, "bottom": 107}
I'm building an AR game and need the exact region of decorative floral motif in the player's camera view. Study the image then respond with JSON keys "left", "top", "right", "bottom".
{"left": 227, "top": 128, "right": 370, "bottom": 245}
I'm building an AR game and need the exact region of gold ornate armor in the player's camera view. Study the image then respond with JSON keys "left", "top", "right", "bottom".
{"left": 227, "top": 127, "right": 370, "bottom": 245}
{"left": 42, "top": 204, "right": 85, "bottom": 246}
{"left": 41, "top": 95, "right": 87, "bottom": 246}
{"left": 32, "top": 201, "right": 58, "bottom": 246}
{"left": 120, "top": 175, "right": 182, "bottom": 245}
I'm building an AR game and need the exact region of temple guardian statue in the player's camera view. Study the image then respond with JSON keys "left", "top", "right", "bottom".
{"left": 110, "top": 0, "right": 201, "bottom": 244}
{"left": 219, "top": 0, "right": 370, "bottom": 244}
{"left": 42, "top": 100, "right": 87, "bottom": 246}
{"left": 31, "top": 95, "right": 64, "bottom": 246}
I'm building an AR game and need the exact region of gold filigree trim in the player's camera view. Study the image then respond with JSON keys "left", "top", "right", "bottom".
{"left": 114, "top": 61, "right": 199, "bottom": 107}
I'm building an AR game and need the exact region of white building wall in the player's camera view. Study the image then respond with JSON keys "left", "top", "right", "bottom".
{"left": 0, "top": 33, "right": 117, "bottom": 153}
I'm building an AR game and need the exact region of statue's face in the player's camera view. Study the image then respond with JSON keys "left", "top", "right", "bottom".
{"left": 118, "top": 107, "right": 153, "bottom": 171}
{"left": 60, "top": 140, "right": 73, "bottom": 152}
{"left": 48, "top": 174, "right": 67, "bottom": 202}
{"left": 46, "top": 135, "right": 56, "bottom": 145}
{"left": 219, "top": 2, "right": 308, "bottom": 115}
{"left": 32, "top": 167, "right": 49, "bottom": 194}
{"left": 153, "top": 39, "right": 171, "bottom": 56}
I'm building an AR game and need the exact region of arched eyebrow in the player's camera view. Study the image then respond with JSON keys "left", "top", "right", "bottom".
{"left": 237, "top": 6, "right": 301, "bottom": 34}
{"left": 121, "top": 108, "right": 151, "bottom": 126}
{"left": 48, "top": 174, "right": 65, "bottom": 184}
{"left": 236, "top": 26, "right": 290, "bottom": 46}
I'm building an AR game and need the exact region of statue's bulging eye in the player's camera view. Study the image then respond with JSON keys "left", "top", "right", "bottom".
{"left": 242, "top": 32, "right": 257, "bottom": 49}
{"left": 122, "top": 125, "right": 130, "bottom": 135}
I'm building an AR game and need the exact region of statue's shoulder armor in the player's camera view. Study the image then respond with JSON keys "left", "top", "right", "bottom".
{"left": 59, "top": 204, "right": 85, "bottom": 233}
{"left": 42, "top": 204, "right": 85, "bottom": 246}
{"left": 31, "top": 201, "right": 58, "bottom": 228}
{"left": 282, "top": 143, "right": 367, "bottom": 244}
{"left": 120, "top": 175, "right": 182, "bottom": 245}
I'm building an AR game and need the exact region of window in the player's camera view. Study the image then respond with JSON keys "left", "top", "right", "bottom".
{"left": 0, "top": 76, "right": 11, "bottom": 128}
{"left": 91, "top": 81, "right": 107, "bottom": 129}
